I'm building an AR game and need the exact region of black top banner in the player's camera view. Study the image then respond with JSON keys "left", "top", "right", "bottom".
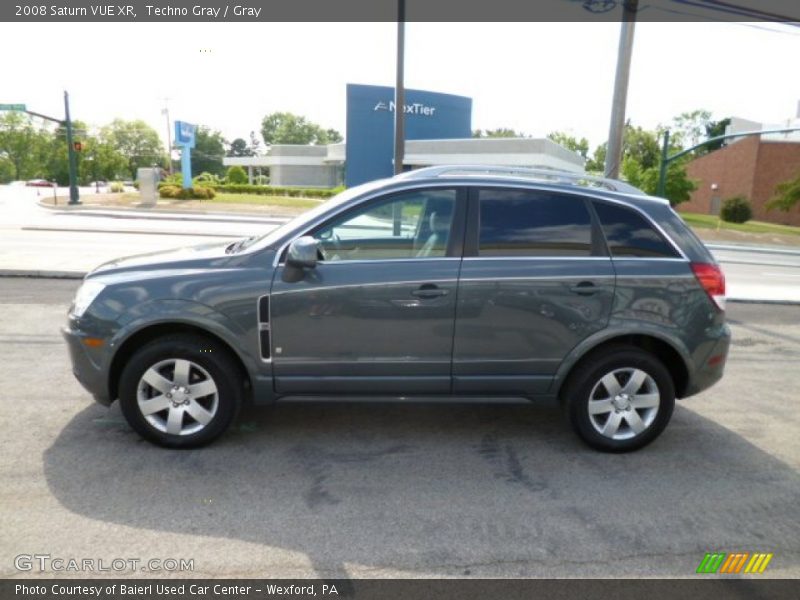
{"left": 2, "top": 0, "right": 800, "bottom": 22}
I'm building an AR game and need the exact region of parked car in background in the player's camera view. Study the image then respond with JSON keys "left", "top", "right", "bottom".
{"left": 63, "top": 166, "right": 730, "bottom": 452}
{"left": 26, "top": 179, "right": 54, "bottom": 187}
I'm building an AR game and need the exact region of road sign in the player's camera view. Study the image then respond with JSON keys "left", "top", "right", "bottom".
{"left": 0, "top": 103, "right": 27, "bottom": 111}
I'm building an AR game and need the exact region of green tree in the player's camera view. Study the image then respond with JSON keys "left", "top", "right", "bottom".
{"left": 226, "top": 165, "right": 248, "bottom": 184}
{"left": 638, "top": 161, "right": 697, "bottom": 206}
{"left": 78, "top": 136, "right": 129, "bottom": 184}
{"left": 472, "top": 127, "right": 525, "bottom": 138}
{"left": 0, "top": 156, "right": 13, "bottom": 183}
{"left": 100, "top": 119, "right": 166, "bottom": 178}
{"left": 547, "top": 131, "right": 590, "bottom": 159}
{"left": 767, "top": 172, "right": 800, "bottom": 213}
{"left": 324, "top": 128, "right": 343, "bottom": 144}
{"left": 260, "top": 112, "right": 341, "bottom": 145}
{"left": 586, "top": 123, "right": 660, "bottom": 173}
{"left": 227, "top": 138, "right": 252, "bottom": 157}
{"left": 192, "top": 127, "right": 227, "bottom": 176}
{"left": 0, "top": 112, "right": 52, "bottom": 180}
{"left": 248, "top": 130, "right": 262, "bottom": 155}
{"left": 670, "top": 109, "right": 713, "bottom": 149}
{"left": 587, "top": 121, "right": 696, "bottom": 205}
{"left": 704, "top": 117, "right": 731, "bottom": 153}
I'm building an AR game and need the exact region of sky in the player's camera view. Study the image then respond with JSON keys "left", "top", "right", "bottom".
{"left": 2, "top": 21, "right": 800, "bottom": 152}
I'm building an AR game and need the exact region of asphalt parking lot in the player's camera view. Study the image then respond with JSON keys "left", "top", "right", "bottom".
{"left": 1, "top": 278, "right": 799, "bottom": 578}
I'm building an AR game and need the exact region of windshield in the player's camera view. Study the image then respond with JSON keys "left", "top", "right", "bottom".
{"left": 245, "top": 179, "right": 390, "bottom": 252}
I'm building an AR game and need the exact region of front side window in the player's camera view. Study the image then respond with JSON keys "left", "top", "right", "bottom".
{"left": 478, "top": 189, "right": 593, "bottom": 257}
{"left": 593, "top": 201, "right": 679, "bottom": 258}
{"left": 312, "top": 189, "right": 456, "bottom": 261}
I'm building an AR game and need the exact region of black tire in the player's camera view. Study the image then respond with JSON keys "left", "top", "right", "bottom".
{"left": 561, "top": 345, "right": 675, "bottom": 452}
{"left": 118, "top": 334, "right": 243, "bottom": 448}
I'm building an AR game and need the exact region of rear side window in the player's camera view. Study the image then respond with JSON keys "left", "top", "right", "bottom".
{"left": 593, "top": 201, "right": 679, "bottom": 258}
{"left": 478, "top": 189, "right": 593, "bottom": 257}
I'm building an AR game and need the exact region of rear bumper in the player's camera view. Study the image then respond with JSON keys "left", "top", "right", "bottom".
{"left": 683, "top": 323, "right": 731, "bottom": 398}
{"left": 62, "top": 326, "right": 112, "bottom": 406}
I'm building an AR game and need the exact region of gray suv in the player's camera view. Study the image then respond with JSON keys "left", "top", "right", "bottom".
{"left": 63, "top": 166, "right": 730, "bottom": 452}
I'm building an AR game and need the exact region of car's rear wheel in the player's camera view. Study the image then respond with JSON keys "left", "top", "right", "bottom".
{"left": 118, "top": 334, "right": 242, "bottom": 448}
{"left": 562, "top": 346, "right": 675, "bottom": 452}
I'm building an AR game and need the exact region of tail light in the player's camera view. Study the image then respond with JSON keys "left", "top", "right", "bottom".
{"left": 691, "top": 262, "right": 726, "bottom": 311}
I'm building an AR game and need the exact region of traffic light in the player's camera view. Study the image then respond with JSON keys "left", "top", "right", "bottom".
{"left": 73, "top": 141, "right": 83, "bottom": 152}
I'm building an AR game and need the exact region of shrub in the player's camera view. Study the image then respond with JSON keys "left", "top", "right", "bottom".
{"left": 720, "top": 195, "right": 753, "bottom": 223}
{"left": 212, "top": 184, "right": 337, "bottom": 198}
{"left": 254, "top": 175, "right": 270, "bottom": 185}
{"left": 109, "top": 181, "right": 124, "bottom": 193}
{"left": 226, "top": 166, "right": 248, "bottom": 185}
{"left": 158, "top": 185, "right": 215, "bottom": 200}
{"left": 193, "top": 172, "right": 222, "bottom": 186}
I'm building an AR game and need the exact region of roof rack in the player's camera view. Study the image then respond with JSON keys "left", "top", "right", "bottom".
{"left": 394, "top": 165, "right": 646, "bottom": 195}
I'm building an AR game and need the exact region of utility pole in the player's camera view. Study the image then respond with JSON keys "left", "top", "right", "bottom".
{"left": 63, "top": 91, "right": 80, "bottom": 205}
{"left": 604, "top": 0, "right": 638, "bottom": 179}
{"left": 162, "top": 99, "right": 173, "bottom": 174}
{"left": 393, "top": 0, "right": 406, "bottom": 176}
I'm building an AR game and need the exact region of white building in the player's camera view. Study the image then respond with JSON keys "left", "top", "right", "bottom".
{"left": 223, "top": 137, "right": 585, "bottom": 188}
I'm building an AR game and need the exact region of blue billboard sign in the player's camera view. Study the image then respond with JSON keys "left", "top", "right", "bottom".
{"left": 174, "top": 120, "right": 196, "bottom": 147}
{"left": 174, "top": 120, "right": 197, "bottom": 188}
{"left": 345, "top": 84, "right": 472, "bottom": 187}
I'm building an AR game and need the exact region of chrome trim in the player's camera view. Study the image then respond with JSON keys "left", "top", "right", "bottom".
{"left": 271, "top": 278, "right": 459, "bottom": 295}
{"left": 609, "top": 257, "right": 689, "bottom": 262}
{"left": 458, "top": 275, "right": 615, "bottom": 283}
{"left": 462, "top": 256, "right": 611, "bottom": 261}
{"left": 257, "top": 293, "right": 272, "bottom": 364}
{"left": 279, "top": 257, "right": 462, "bottom": 267}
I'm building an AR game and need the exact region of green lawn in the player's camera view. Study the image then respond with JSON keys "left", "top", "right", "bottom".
{"left": 211, "top": 193, "right": 323, "bottom": 209}
{"left": 679, "top": 212, "right": 800, "bottom": 237}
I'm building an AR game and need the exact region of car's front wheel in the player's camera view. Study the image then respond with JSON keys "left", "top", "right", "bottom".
{"left": 562, "top": 346, "right": 675, "bottom": 452}
{"left": 118, "top": 334, "right": 242, "bottom": 448}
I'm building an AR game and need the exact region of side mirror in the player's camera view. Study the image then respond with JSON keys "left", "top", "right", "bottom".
{"left": 286, "top": 236, "right": 318, "bottom": 269}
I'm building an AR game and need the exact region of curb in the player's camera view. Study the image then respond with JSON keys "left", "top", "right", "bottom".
{"left": 21, "top": 226, "right": 237, "bottom": 238}
{"left": 707, "top": 243, "right": 800, "bottom": 257}
{"left": 37, "top": 200, "right": 297, "bottom": 220}
{"left": 727, "top": 298, "right": 800, "bottom": 306}
{"left": 0, "top": 269, "right": 85, "bottom": 279}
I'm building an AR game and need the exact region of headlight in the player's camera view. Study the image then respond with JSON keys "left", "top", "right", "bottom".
{"left": 70, "top": 280, "right": 106, "bottom": 317}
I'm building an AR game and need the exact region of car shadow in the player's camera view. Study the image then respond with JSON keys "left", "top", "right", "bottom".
{"left": 43, "top": 401, "right": 800, "bottom": 578}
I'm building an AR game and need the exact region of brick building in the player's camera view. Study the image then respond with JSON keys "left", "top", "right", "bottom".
{"left": 683, "top": 133, "right": 800, "bottom": 226}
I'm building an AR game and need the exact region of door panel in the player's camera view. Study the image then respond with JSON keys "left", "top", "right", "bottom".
{"left": 453, "top": 258, "right": 615, "bottom": 394}
{"left": 453, "top": 187, "right": 615, "bottom": 395}
{"left": 269, "top": 187, "right": 465, "bottom": 395}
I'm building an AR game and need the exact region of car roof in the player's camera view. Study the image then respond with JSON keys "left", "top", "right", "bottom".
{"left": 380, "top": 166, "right": 670, "bottom": 212}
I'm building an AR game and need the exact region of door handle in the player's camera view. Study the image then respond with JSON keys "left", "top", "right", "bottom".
{"left": 569, "top": 281, "right": 599, "bottom": 296}
{"left": 411, "top": 284, "right": 449, "bottom": 299}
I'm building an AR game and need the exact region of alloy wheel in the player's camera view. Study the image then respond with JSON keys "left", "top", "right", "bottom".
{"left": 136, "top": 358, "right": 219, "bottom": 436}
{"left": 587, "top": 367, "right": 660, "bottom": 441}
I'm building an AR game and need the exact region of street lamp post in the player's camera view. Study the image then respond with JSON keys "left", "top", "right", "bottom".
{"left": 393, "top": 0, "right": 405, "bottom": 177}
{"left": 63, "top": 91, "right": 80, "bottom": 205}
{"left": 604, "top": 0, "right": 639, "bottom": 179}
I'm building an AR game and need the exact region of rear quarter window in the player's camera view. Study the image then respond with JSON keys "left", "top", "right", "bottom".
{"left": 593, "top": 201, "right": 679, "bottom": 258}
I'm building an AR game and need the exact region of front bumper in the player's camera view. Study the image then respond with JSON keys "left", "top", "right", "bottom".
{"left": 62, "top": 326, "right": 112, "bottom": 405}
